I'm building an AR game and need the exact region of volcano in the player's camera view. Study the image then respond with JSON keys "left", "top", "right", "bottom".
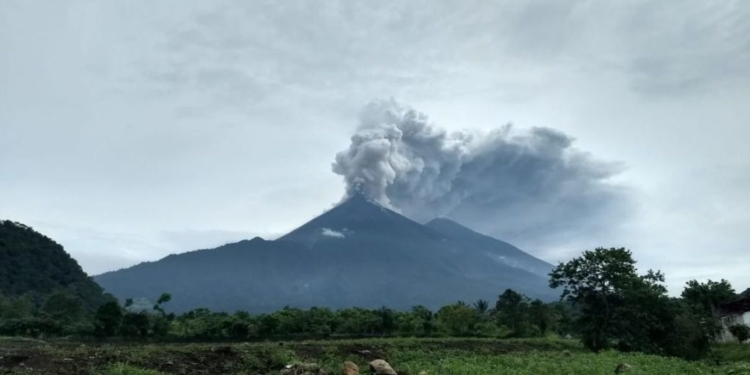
{"left": 94, "top": 194, "right": 557, "bottom": 312}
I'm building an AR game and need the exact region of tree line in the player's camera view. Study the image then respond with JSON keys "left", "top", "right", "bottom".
{"left": 1, "top": 247, "right": 748, "bottom": 361}
{"left": 0, "top": 288, "right": 571, "bottom": 341}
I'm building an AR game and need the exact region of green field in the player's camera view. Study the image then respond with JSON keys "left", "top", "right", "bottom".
{"left": 1, "top": 337, "right": 749, "bottom": 375}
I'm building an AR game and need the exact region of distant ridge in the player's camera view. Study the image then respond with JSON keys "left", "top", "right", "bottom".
{"left": 95, "top": 195, "right": 557, "bottom": 313}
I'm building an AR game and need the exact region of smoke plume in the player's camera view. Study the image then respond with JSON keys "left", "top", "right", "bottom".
{"left": 332, "top": 99, "right": 630, "bottom": 251}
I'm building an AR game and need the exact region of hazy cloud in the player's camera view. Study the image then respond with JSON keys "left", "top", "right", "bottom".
{"left": 333, "top": 99, "right": 630, "bottom": 250}
{"left": 1, "top": 0, "right": 749, "bottom": 293}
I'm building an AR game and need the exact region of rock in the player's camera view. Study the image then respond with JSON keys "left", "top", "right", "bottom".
{"left": 369, "top": 359, "right": 397, "bottom": 375}
{"left": 614, "top": 363, "right": 632, "bottom": 373}
{"left": 343, "top": 361, "right": 359, "bottom": 375}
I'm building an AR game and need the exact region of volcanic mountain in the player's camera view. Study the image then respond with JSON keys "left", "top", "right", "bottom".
{"left": 94, "top": 194, "right": 556, "bottom": 312}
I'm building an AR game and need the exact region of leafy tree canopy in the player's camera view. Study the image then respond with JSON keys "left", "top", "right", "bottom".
{"left": 681, "top": 279, "right": 736, "bottom": 315}
{"left": 549, "top": 247, "right": 709, "bottom": 359}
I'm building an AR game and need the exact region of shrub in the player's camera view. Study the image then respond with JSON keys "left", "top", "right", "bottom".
{"left": 243, "top": 345, "right": 295, "bottom": 371}
{"left": 99, "top": 363, "right": 165, "bottom": 375}
{"left": 728, "top": 324, "right": 750, "bottom": 344}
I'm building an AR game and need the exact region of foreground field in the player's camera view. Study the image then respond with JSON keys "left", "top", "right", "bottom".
{"left": 1, "top": 337, "right": 748, "bottom": 375}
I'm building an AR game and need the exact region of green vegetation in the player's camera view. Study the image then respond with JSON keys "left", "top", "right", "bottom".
{"left": 0, "top": 221, "right": 107, "bottom": 311}
{"left": 717, "top": 343, "right": 750, "bottom": 363}
{"left": 2, "top": 221, "right": 749, "bottom": 373}
{"left": 729, "top": 325, "right": 750, "bottom": 344}
{"left": 98, "top": 364, "right": 165, "bottom": 375}
{"left": 0, "top": 337, "right": 748, "bottom": 374}
{"left": 2, "top": 247, "right": 747, "bottom": 361}
{"left": 549, "top": 247, "right": 718, "bottom": 359}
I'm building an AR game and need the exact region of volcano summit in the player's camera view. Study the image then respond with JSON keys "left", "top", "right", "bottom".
{"left": 95, "top": 194, "right": 557, "bottom": 312}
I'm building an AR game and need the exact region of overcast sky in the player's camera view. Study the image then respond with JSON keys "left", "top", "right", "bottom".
{"left": 2, "top": 0, "right": 749, "bottom": 294}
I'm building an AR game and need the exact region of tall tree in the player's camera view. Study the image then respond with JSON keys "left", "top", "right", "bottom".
{"left": 411, "top": 305, "right": 434, "bottom": 335}
{"left": 152, "top": 293, "right": 174, "bottom": 337}
{"left": 94, "top": 300, "right": 123, "bottom": 337}
{"left": 681, "top": 279, "right": 736, "bottom": 316}
{"left": 528, "top": 299, "right": 555, "bottom": 336}
{"left": 473, "top": 299, "right": 490, "bottom": 317}
{"left": 495, "top": 289, "right": 530, "bottom": 336}
{"left": 550, "top": 248, "right": 662, "bottom": 352}
{"left": 551, "top": 247, "right": 712, "bottom": 359}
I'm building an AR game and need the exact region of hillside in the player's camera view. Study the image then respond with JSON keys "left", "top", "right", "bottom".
{"left": 0, "top": 220, "right": 107, "bottom": 311}
{"left": 425, "top": 217, "right": 553, "bottom": 278}
{"left": 95, "top": 194, "right": 558, "bottom": 312}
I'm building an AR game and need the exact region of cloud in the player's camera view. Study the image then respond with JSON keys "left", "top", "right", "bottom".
{"left": 333, "top": 99, "right": 631, "bottom": 251}
{"left": 321, "top": 228, "right": 345, "bottom": 238}
{"left": 621, "top": 165, "right": 750, "bottom": 294}
{"left": 2, "top": 0, "right": 749, "bottom": 293}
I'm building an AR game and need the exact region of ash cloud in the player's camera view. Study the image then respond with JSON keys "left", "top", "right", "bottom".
{"left": 332, "top": 99, "right": 631, "bottom": 252}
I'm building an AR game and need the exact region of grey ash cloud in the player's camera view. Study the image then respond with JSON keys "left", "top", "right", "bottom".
{"left": 333, "top": 100, "right": 630, "bottom": 248}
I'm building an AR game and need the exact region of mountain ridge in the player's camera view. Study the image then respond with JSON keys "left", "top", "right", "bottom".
{"left": 94, "top": 195, "right": 558, "bottom": 312}
{"left": 279, "top": 193, "right": 444, "bottom": 246}
{"left": 425, "top": 217, "right": 553, "bottom": 278}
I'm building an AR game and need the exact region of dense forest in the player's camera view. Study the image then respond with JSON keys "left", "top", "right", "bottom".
{"left": 0, "top": 221, "right": 108, "bottom": 311}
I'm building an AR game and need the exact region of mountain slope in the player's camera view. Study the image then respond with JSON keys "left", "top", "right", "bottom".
{"left": 425, "top": 217, "right": 554, "bottom": 278}
{"left": 279, "top": 193, "right": 442, "bottom": 246}
{"left": 95, "top": 195, "right": 558, "bottom": 312}
{"left": 0, "top": 220, "right": 107, "bottom": 311}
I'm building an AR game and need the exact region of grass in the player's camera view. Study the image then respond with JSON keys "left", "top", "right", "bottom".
{"left": 95, "top": 364, "right": 165, "bottom": 375}
{"left": 382, "top": 351, "right": 716, "bottom": 375}
{"left": 718, "top": 343, "right": 750, "bottom": 363}
{"left": 0, "top": 336, "right": 47, "bottom": 345}
{"left": 1, "top": 337, "right": 748, "bottom": 374}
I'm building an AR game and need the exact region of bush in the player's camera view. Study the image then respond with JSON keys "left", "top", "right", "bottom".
{"left": 243, "top": 346, "right": 295, "bottom": 371}
{"left": 0, "top": 317, "right": 62, "bottom": 337}
{"left": 63, "top": 320, "right": 95, "bottom": 337}
{"left": 119, "top": 312, "right": 150, "bottom": 337}
{"left": 728, "top": 324, "right": 750, "bottom": 344}
{"left": 99, "top": 363, "right": 165, "bottom": 375}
